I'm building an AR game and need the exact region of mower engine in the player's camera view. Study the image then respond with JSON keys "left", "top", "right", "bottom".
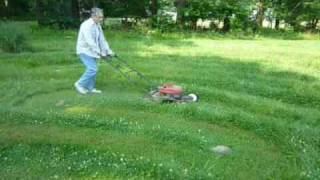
{"left": 149, "top": 84, "right": 198, "bottom": 103}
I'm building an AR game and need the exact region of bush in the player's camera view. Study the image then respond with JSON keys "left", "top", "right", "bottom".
{"left": 150, "top": 14, "right": 177, "bottom": 32}
{"left": 0, "top": 21, "right": 31, "bottom": 53}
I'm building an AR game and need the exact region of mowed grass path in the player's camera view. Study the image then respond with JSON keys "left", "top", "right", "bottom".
{"left": 0, "top": 27, "right": 320, "bottom": 179}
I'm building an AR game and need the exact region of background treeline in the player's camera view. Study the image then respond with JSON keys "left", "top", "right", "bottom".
{"left": 0, "top": 0, "right": 319, "bottom": 32}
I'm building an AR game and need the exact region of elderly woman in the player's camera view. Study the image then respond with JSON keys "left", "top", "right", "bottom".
{"left": 75, "top": 7, "right": 115, "bottom": 94}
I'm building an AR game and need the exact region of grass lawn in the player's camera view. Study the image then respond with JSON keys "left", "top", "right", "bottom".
{"left": 0, "top": 25, "right": 320, "bottom": 179}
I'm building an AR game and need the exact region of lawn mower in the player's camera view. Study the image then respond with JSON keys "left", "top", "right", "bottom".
{"left": 103, "top": 55, "right": 198, "bottom": 103}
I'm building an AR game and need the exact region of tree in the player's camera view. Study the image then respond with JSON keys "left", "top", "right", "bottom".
{"left": 172, "top": 0, "right": 255, "bottom": 31}
{"left": 0, "top": 0, "right": 7, "bottom": 18}
{"left": 299, "top": 0, "right": 320, "bottom": 31}
{"left": 0, "top": 0, "right": 34, "bottom": 20}
{"left": 174, "top": 0, "right": 187, "bottom": 26}
{"left": 215, "top": 0, "right": 254, "bottom": 32}
{"left": 36, "top": 0, "right": 81, "bottom": 29}
{"left": 256, "top": 0, "right": 267, "bottom": 27}
{"left": 270, "top": 0, "right": 285, "bottom": 30}
{"left": 150, "top": 0, "right": 158, "bottom": 16}
{"left": 277, "top": 0, "right": 319, "bottom": 31}
{"left": 183, "top": 0, "right": 216, "bottom": 29}
{"left": 281, "top": 0, "right": 304, "bottom": 31}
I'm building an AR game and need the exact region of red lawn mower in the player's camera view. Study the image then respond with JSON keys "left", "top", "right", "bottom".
{"left": 103, "top": 55, "right": 198, "bottom": 103}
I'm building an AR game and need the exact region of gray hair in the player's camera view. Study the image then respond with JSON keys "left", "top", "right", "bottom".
{"left": 91, "top": 7, "right": 103, "bottom": 17}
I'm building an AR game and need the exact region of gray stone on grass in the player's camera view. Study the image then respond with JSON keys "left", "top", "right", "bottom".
{"left": 211, "top": 145, "right": 232, "bottom": 156}
{"left": 55, "top": 100, "right": 65, "bottom": 107}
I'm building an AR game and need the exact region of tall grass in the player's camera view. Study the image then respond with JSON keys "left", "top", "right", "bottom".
{"left": 0, "top": 21, "right": 32, "bottom": 53}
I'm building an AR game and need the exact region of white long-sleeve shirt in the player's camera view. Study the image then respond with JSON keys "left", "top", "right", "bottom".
{"left": 76, "top": 18, "right": 113, "bottom": 58}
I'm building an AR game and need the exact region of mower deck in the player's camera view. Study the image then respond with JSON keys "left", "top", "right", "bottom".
{"left": 148, "top": 84, "right": 198, "bottom": 103}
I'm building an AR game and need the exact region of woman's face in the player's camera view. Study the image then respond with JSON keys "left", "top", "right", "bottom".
{"left": 93, "top": 14, "right": 104, "bottom": 24}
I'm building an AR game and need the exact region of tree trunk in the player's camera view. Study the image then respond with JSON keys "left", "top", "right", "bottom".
{"left": 150, "top": 0, "right": 158, "bottom": 16}
{"left": 275, "top": 18, "right": 280, "bottom": 30}
{"left": 291, "top": 20, "right": 300, "bottom": 32}
{"left": 191, "top": 19, "right": 197, "bottom": 30}
{"left": 312, "top": 19, "right": 319, "bottom": 30}
{"left": 175, "top": 0, "right": 186, "bottom": 26}
{"left": 71, "top": 0, "right": 80, "bottom": 20}
{"left": 222, "top": 16, "right": 231, "bottom": 32}
{"left": 0, "top": 0, "right": 7, "bottom": 18}
{"left": 36, "top": 0, "right": 46, "bottom": 26}
{"left": 71, "top": 0, "right": 80, "bottom": 27}
{"left": 273, "top": 0, "right": 281, "bottom": 30}
{"left": 257, "top": 0, "right": 265, "bottom": 28}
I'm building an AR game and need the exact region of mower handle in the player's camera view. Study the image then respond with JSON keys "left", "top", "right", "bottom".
{"left": 102, "top": 54, "right": 157, "bottom": 90}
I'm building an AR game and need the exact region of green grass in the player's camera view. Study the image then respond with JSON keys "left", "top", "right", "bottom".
{"left": 1, "top": 23, "right": 320, "bottom": 179}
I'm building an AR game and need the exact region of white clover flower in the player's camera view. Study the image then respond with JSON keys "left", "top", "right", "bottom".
{"left": 183, "top": 169, "right": 188, "bottom": 174}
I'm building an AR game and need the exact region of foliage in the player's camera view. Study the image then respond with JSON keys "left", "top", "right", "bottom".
{"left": 150, "top": 13, "right": 176, "bottom": 32}
{"left": 272, "top": 0, "right": 320, "bottom": 31}
{"left": 1, "top": 0, "right": 320, "bottom": 31}
{"left": 296, "top": 0, "right": 320, "bottom": 31}
{"left": 0, "top": 0, "right": 7, "bottom": 18}
{"left": 36, "top": 0, "right": 80, "bottom": 29}
{"left": 181, "top": 0, "right": 215, "bottom": 28}
{"left": 0, "top": 0, "right": 35, "bottom": 20}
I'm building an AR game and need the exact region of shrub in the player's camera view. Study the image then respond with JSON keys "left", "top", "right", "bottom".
{"left": 0, "top": 21, "right": 31, "bottom": 53}
{"left": 150, "top": 14, "right": 177, "bottom": 32}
